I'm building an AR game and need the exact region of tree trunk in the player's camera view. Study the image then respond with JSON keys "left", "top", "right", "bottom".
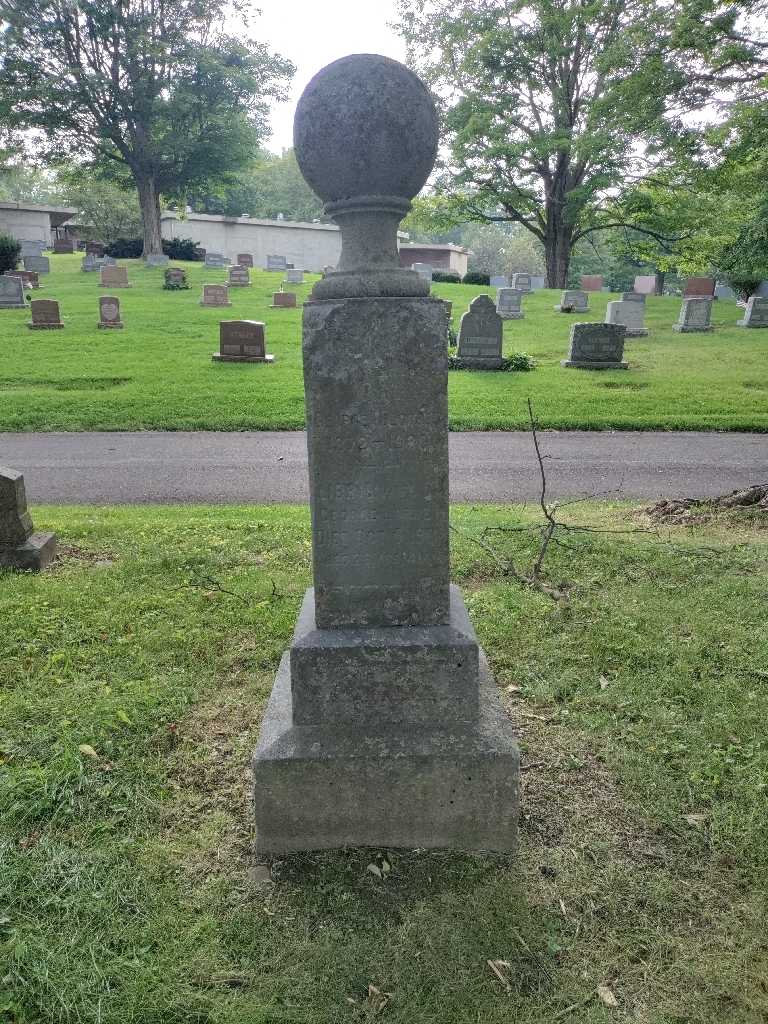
{"left": 654, "top": 269, "right": 665, "bottom": 296}
{"left": 135, "top": 172, "right": 163, "bottom": 257}
{"left": 544, "top": 225, "right": 573, "bottom": 289}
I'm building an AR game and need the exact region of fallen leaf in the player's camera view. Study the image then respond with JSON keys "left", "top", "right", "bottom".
{"left": 597, "top": 983, "right": 618, "bottom": 1008}
{"left": 78, "top": 744, "right": 99, "bottom": 759}
{"left": 364, "top": 983, "right": 392, "bottom": 1013}
{"left": 599, "top": 675, "right": 610, "bottom": 690}
{"left": 366, "top": 863, "right": 382, "bottom": 878}
{"left": 487, "top": 959, "right": 512, "bottom": 994}
{"left": 684, "top": 813, "right": 708, "bottom": 827}
{"left": 116, "top": 709, "right": 131, "bottom": 725}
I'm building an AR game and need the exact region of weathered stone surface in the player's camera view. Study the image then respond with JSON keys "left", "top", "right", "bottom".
{"left": 266, "top": 254, "right": 287, "bottom": 271}
{"left": 529, "top": 275, "right": 545, "bottom": 291}
{"left": 53, "top": 238, "right": 75, "bottom": 254}
{"left": 496, "top": 287, "right": 524, "bottom": 320}
{"left": 228, "top": 266, "right": 251, "bottom": 288}
{"left": 4, "top": 270, "right": 39, "bottom": 289}
{"left": 511, "top": 272, "right": 532, "bottom": 292}
{"left": 0, "top": 466, "right": 57, "bottom": 571}
{"left": 489, "top": 275, "right": 508, "bottom": 289}
{"left": 456, "top": 294, "right": 504, "bottom": 368}
{"left": 634, "top": 275, "right": 657, "bottom": 294}
{"left": 673, "top": 297, "right": 713, "bottom": 333}
{"left": 285, "top": 269, "right": 305, "bottom": 285}
{"left": 621, "top": 291, "right": 645, "bottom": 303}
{"left": 580, "top": 274, "right": 604, "bottom": 291}
{"left": 0, "top": 276, "right": 26, "bottom": 309}
{"left": 237, "top": 253, "right": 254, "bottom": 267}
{"left": 145, "top": 253, "right": 169, "bottom": 267}
{"left": 684, "top": 277, "right": 715, "bottom": 298}
{"left": 163, "top": 267, "right": 188, "bottom": 289}
{"left": 23, "top": 255, "right": 50, "bottom": 275}
{"left": 737, "top": 296, "right": 768, "bottom": 328}
{"left": 561, "top": 322, "right": 628, "bottom": 369}
{"left": 100, "top": 266, "right": 130, "bottom": 289}
{"left": 0, "top": 532, "right": 57, "bottom": 571}
{"left": 271, "top": 291, "right": 297, "bottom": 308}
{"left": 98, "top": 296, "right": 123, "bottom": 329}
{"left": 605, "top": 299, "right": 648, "bottom": 337}
{"left": 28, "top": 299, "right": 63, "bottom": 329}
{"left": 204, "top": 252, "right": 229, "bottom": 268}
{"left": 213, "top": 319, "right": 274, "bottom": 362}
{"left": 555, "top": 289, "right": 589, "bottom": 312}
{"left": 200, "top": 284, "right": 231, "bottom": 307}
{"left": 411, "top": 262, "right": 433, "bottom": 282}
{"left": 20, "top": 240, "right": 45, "bottom": 259}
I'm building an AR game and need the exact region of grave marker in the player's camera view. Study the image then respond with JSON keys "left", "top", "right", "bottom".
{"left": 20, "top": 240, "right": 45, "bottom": 259}
{"left": 28, "top": 298, "right": 63, "bottom": 329}
{"left": 53, "top": 238, "right": 75, "bottom": 254}
{"left": 580, "top": 274, "right": 604, "bottom": 291}
{"left": 605, "top": 298, "right": 648, "bottom": 337}
{"left": 228, "top": 266, "right": 251, "bottom": 288}
{"left": 100, "top": 266, "right": 130, "bottom": 288}
{"left": 163, "top": 267, "right": 189, "bottom": 289}
{"left": 200, "top": 284, "right": 231, "bottom": 307}
{"left": 266, "top": 254, "right": 287, "bottom": 271}
{"left": 673, "top": 297, "right": 713, "bottom": 333}
{"left": 285, "top": 269, "right": 305, "bottom": 285}
{"left": 86, "top": 241, "right": 106, "bottom": 257}
{"left": 212, "top": 320, "right": 274, "bottom": 362}
{"left": 0, "top": 277, "right": 28, "bottom": 308}
{"left": 204, "top": 252, "right": 229, "bottom": 268}
{"left": 489, "top": 275, "right": 508, "bottom": 289}
{"left": 496, "top": 287, "right": 524, "bottom": 320}
{"left": 562, "top": 322, "right": 627, "bottom": 369}
{"left": 270, "top": 290, "right": 297, "bottom": 308}
{"left": 737, "top": 296, "right": 768, "bottom": 329}
{"left": 24, "top": 255, "right": 50, "bottom": 275}
{"left": 456, "top": 295, "right": 504, "bottom": 368}
{"left": 511, "top": 272, "right": 532, "bottom": 292}
{"left": 4, "top": 270, "right": 39, "bottom": 290}
{"left": 0, "top": 466, "right": 57, "bottom": 571}
{"left": 237, "top": 253, "right": 254, "bottom": 268}
{"left": 621, "top": 291, "right": 645, "bottom": 303}
{"left": 98, "top": 296, "right": 123, "bottom": 329}
{"left": 145, "top": 253, "right": 169, "bottom": 267}
{"left": 555, "top": 289, "right": 589, "bottom": 312}
{"left": 684, "top": 277, "right": 716, "bottom": 298}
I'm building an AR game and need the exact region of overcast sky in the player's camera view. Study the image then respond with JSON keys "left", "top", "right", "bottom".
{"left": 255, "top": 0, "right": 406, "bottom": 153}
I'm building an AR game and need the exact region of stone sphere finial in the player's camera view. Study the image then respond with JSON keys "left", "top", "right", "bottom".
{"left": 294, "top": 54, "right": 439, "bottom": 299}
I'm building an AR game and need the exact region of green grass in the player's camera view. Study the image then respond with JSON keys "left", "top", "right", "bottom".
{"left": 2, "top": 503, "right": 767, "bottom": 1022}
{"left": 0, "top": 254, "right": 766, "bottom": 431}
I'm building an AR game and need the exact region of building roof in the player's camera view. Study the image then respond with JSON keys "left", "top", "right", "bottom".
{"left": 161, "top": 211, "right": 340, "bottom": 233}
{"left": 398, "top": 241, "right": 471, "bottom": 254}
{"left": 0, "top": 200, "right": 77, "bottom": 227}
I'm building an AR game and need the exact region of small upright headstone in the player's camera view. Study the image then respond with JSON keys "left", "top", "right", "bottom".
{"left": 81, "top": 254, "right": 107, "bottom": 272}
{"left": 737, "top": 296, "right": 768, "bottom": 329}
{"left": 0, "top": 276, "right": 28, "bottom": 309}
{"left": 562, "top": 323, "right": 627, "bottom": 369}
{"left": 4, "top": 270, "right": 39, "bottom": 290}
{"left": 0, "top": 466, "right": 57, "bottom": 571}
{"left": 163, "top": 267, "right": 189, "bottom": 289}
{"left": 204, "top": 252, "right": 229, "bottom": 268}
{"left": 684, "top": 277, "right": 716, "bottom": 298}
{"left": 456, "top": 294, "right": 504, "bottom": 367}
{"left": 212, "top": 320, "right": 274, "bottom": 363}
{"left": 411, "top": 262, "right": 433, "bottom": 282}
{"left": 673, "top": 297, "right": 713, "bottom": 333}
{"left": 581, "top": 274, "right": 604, "bottom": 291}
{"left": 20, "top": 240, "right": 45, "bottom": 259}
{"left": 86, "top": 241, "right": 106, "bottom": 257}
{"left": 53, "top": 238, "right": 75, "bottom": 254}
{"left": 200, "top": 284, "right": 231, "bottom": 307}
{"left": 100, "top": 266, "right": 130, "bottom": 288}
{"left": 28, "top": 298, "right": 63, "bottom": 330}
{"left": 511, "top": 272, "right": 532, "bottom": 292}
{"left": 228, "top": 266, "right": 251, "bottom": 287}
{"left": 145, "top": 253, "right": 169, "bottom": 267}
{"left": 605, "top": 299, "right": 648, "bottom": 337}
{"left": 496, "top": 287, "right": 524, "bottom": 320}
{"left": 622, "top": 291, "right": 645, "bottom": 303}
{"left": 270, "top": 290, "right": 297, "bottom": 308}
{"left": 237, "top": 253, "right": 254, "bottom": 268}
{"left": 194, "top": 247, "right": 207, "bottom": 260}
{"left": 489, "top": 275, "right": 508, "bottom": 289}
{"left": 633, "top": 275, "right": 656, "bottom": 294}
{"left": 529, "top": 275, "right": 545, "bottom": 291}
{"left": 556, "top": 289, "right": 589, "bottom": 312}
{"left": 714, "top": 283, "right": 736, "bottom": 300}
{"left": 266, "top": 254, "right": 287, "bottom": 271}
{"left": 285, "top": 269, "right": 305, "bottom": 285}
{"left": 98, "top": 296, "right": 123, "bottom": 329}
{"left": 24, "top": 255, "right": 50, "bottom": 275}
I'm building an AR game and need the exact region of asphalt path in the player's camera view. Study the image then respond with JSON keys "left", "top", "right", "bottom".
{"left": 1, "top": 430, "right": 766, "bottom": 505}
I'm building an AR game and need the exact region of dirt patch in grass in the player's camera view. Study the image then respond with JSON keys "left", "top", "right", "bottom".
{"left": 645, "top": 485, "right": 768, "bottom": 525}
{"left": 55, "top": 542, "right": 118, "bottom": 566}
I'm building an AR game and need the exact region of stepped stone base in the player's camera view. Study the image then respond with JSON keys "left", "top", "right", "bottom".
{"left": 212, "top": 353, "right": 275, "bottom": 363}
{"left": 0, "top": 532, "right": 57, "bottom": 571}
{"left": 673, "top": 325, "right": 713, "bottom": 333}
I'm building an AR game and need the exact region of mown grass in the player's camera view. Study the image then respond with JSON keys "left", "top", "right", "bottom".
{"left": 2, "top": 504, "right": 767, "bottom": 1023}
{"left": 0, "top": 255, "right": 766, "bottom": 431}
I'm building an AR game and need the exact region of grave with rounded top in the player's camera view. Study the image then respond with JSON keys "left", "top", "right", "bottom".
{"left": 253, "top": 53, "right": 520, "bottom": 858}
{"left": 98, "top": 296, "right": 123, "bottom": 329}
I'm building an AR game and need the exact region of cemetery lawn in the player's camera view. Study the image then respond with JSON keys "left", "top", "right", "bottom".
{"left": 1, "top": 254, "right": 767, "bottom": 432}
{"left": 2, "top": 503, "right": 767, "bottom": 1023}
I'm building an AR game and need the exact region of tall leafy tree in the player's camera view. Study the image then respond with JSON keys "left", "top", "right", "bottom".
{"left": 0, "top": 0, "right": 293, "bottom": 255}
{"left": 395, "top": 0, "right": 710, "bottom": 286}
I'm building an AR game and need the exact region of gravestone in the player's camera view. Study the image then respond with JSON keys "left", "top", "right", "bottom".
{"left": 228, "top": 266, "right": 251, "bottom": 288}
{"left": 489, "top": 275, "right": 508, "bottom": 289}
{"left": 605, "top": 299, "right": 648, "bottom": 337}
{"left": 621, "top": 291, "right": 645, "bottom": 303}
{"left": 270, "top": 290, "right": 297, "bottom": 308}
{"left": 163, "top": 267, "right": 189, "bottom": 289}
{"left": 100, "top": 266, "right": 130, "bottom": 288}
{"left": 145, "top": 253, "right": 169, "bottom": 267}
{"left": 737, "top": 296, "right": 768, "bottom": 328}
{"left": 0, "top": 276, "right": 26, "bottom": 309}
{"left": 715, "top": 283, "right": 736, "bottom": 300}
{"left": 204, "top": 252, "right": 229, "bottom": 268}
{"left": 529, "top": 275, "right": 545, "bottom": 290}
{"left": 562, "top": 323, "right": 627, "bottom": 369}
{"left": 495, "top": 287, "right": 524, "bottom": 320}
{"left": 98, "top": 296, "right": 123, "bottom": 329}
{"left": 673, "top": 297, "right": 713, "bottom": 333}
{"left": 212, "top": 320, "right": 274, "bottom": 362}
{"left": 81, "top": 254, "right": 112, "bottom": 272}
{"left": 200, "top": 284, "right": 231, "bottom": 307}
{"left": 0, "top": 466, "right": 57, "bottom": 571}
{"left": 20, "top": 240, "right": 45, "bottom": 259}
{"left": 194, "top": 247, "right": 207, "bottom": 260}
{"left": 53, "top": 238, "right": 75, "bottom": 254}
{"left": 86, "top": 241, "right": 106, "bottom": 257}
{"left": 253, "top": 53, "right": 519, "bottom": 856}
{"left": 266, "top": 254, "right": 287, "bottom": 271}
{"left": 555, "top": 289, "right": 589, "bottom": 312}
{"left": 4, "top": 270, "right": 39, "bottom": 290}
{"left": 456, "top": 295, "right": 504, "bottom": 368}
{"left": 634, "top": 275, "right": 657, "bottom": 294}
{"left": 581, "top": 275, "right": 604, "bottom": 291}
{"left": 285, "top": 269, "right": 305, "bottom": 285}
{"left": 28, "top": 298, "right": 63, "bottom": 329}
{"left": 24, "top": 255, "right": 50, "bottom": 275}
{"left": 511, "top": 272, "right": 532, "bottom": 292}
{"left": 684, "top": 277, "right": 715, "bottom": 298}
{"left": 411, "top": 262, "right": 433, "bottom": 282}
{"left": 237, "top": 253, "right": 254, "bottom": 268}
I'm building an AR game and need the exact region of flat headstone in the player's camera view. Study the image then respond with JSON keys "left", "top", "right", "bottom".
{"left": 673, "top": 297, "right": 713, "bottom": 333}
{"left": 23, "top": 255, "right": 50, "bottom": 275}
{"left": 489, "top": 275, "right": 508, "bottom": 289}
{"left": 163, "top": 267, "right": 189, "bottom": 289}
{"left": 556, "top": 289, "right": 589, "bottom": 312}
{"left": 605, "top": 299, "right": 648, "bottom": 337}
{"left": 100, "top": 266, "right": 130, "bottom": 288}
{"left": 562, "top": 322, "right": 627, "bottom": 369}
{"left": 228, "top": 266, "right": 251, "bottom": 288}
{"left": 456, "top": 294, "right": 504, "bottom": 367}
{"left": 581, "top": 275, "right": 604, "bottom": 291}
{"left": 270, "top": 290, "right": 297, "bottom": 308}
{"left": 266, "top": 254, "right": 287, "bottom": 271}
{"left": 411, "top": 262, "right": 433, "bottom": 282}
{"left": 633, "top": 275, "right": 657, "bottom": 295}
{"left": 4, "top": 270, "right": 39, "bottom": 290}
{"left": 213, "top": 319, "right": 274, "bottom": 362}
{"left": 145, "top": 254, "right": 169, "bottom": 267}
{"left": 496, "top": 287, "right": 524, "bottom": 320}
{"left": 737, "top": 296, "right": 768, "bottom": 328}
{"left": 98, "top": 295, "right": 123, "bottom": 329}
{"left": 28, "top": 298, "right": 63, "bottom": 330}
{"left": 511, "top": 272, "right": 532, "bottom": 292}
{"left": 684, "top": 277, "right": 715, "bottom": 298}
{"left": 285, "top": 269, "right": 304, "bottom": 285}
{"left": 200, "top": 284, "right": 231, "bottom": 307}
{"left": 237, "top": 253, "right": 254, "bottom": 268}
{"left": 53, "top": 238, "right": 75, "bottom": 254}
{"left": 0, "top": 466, "right": 57, "bottom": 571}
{"left": 0, "top": 276, "right": 28, "bottom": 308}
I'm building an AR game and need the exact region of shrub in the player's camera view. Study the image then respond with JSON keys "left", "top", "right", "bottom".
{"left": 462, "top": 271, "right": 490, "bottom": 286}
{"left": 449, "top": 352, "right": 536, "bottom": 372}
{"left": 163, "top": 237, "right": 203, "bottom": 261}
{"left": 0, "top": 234, "right": 22, "bottom": 275}
{"left": 105, "top": 237, "right": 143, "bottom": 259}
{"left": 432, "top": 270, "right": 461, "bottom": 284}
{"left": 163, "top": 268, "right": 190, "bottom": 290}
{"left": 725, "top": 276, "right": 762, "bottom": 300}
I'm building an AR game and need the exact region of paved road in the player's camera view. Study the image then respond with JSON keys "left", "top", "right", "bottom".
{"left": 1, "top": 430, "right": 766, "bottom": 505}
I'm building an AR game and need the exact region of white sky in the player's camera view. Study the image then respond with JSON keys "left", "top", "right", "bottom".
{"left": 254, "top": 0, "right": 405, "bottom": 153}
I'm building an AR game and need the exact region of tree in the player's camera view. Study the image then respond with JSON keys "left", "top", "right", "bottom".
{"left": 57, "top": 171, "right": 143, "bottom": 243}
{"left": 0, "top": 0, "right": 293, "bottom": 255}
{"left": 395, "top": 0, "right": 710, "bottom": 286}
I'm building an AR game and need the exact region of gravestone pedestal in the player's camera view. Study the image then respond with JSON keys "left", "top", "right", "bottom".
{"left": 0, "top": 467, "right": 57, "bottom": 571}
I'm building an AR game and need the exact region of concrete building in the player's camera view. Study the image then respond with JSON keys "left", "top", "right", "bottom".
{"left": 0, "top": 202, "right": 77, "bottom": 245}
{"left": 398, "top": 242, "right": 470, "bottom": 278}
